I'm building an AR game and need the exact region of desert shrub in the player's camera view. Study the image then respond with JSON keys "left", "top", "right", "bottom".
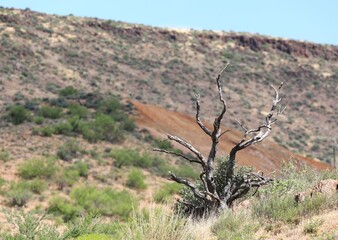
{"left": 98, "top": 97, "right": 121, "bottom": 115}
{"left": 55, "top": 168, "right": 81, "bottom": 188}
{"left": 0, "top": 177, "right": 5, "bottom": 187}
{"left": 122, "top": 207, "right": 191, "bottom": 240}
{"left": 18, "top": 156, "right": 57, "bottom": 179}
{"left": 112, "top": 149, "right": 151, "bottom": 168}
{"left": 72, "top": 161, "right": 89, "bottom": 178}
{"left": 1, "top": 209, "right": 60, "bottom": 239}
{"left": 303, "top": 219, "right": 323, "bottom": 235}
{"left": 121, "top": 118, "right": 136, "bottom": 132}
{"left": 126, "top": 169, "right": 147, "bottom": 190}
{"left": 154, "top": 182, "right": 182, "bottom": 203}
{"left": 59, "top": 86, "right": 79, "bottom": 98}
{"left": 54, "top": 162, "right": 89, "bottom": 188}
{"left": 50, "top": 97, "right": 68, "bottom": 108}
{"left": 36, "top": 125, "right": 56, "bottom": 137}
{"left": 68, "top": 104, "right": 88, "bottom": 119}
{"left": 57, "top": 140, "right": 81, "bottom": 161}
{"left": 154, "top": 139, "right": 172, "bottom": 150}
{"left": 81, "top": 115, "right": 124, "bottom": 143}
{"left": 54, "top": 121, "right": 74, "bottom": 135}
{"left": 25, "top": 179, "right": 47, "bottom": 194}
{"left": 153, "top": 139, "right": 183, "bottom": 154}
{"left": 70, "top": 185, "right": 135, "bottom": 219}
{"left": 39, "top": 105, "right": 62, "bottom": 119}
{"left": 211, "top": 210, "right": 258, "bottom": 240}
{"left": 33, "top": 116, "right": 44, "bottom": 124}
{"left": 6, "top": 105, "right": 30, "bottom": 125}
{"left": 39, "top": 125, "right": 56, "bottom": 136}
{"left": 7, "top": 183, "right": 32, "bottom": 207}
{"left": 0, "top": 149, "right": 10, "bottom": 161}
{"left": 252, "top": 163, "right": 338, "bottom": 223}
{"left": 92, "top": 114, "right": 124, "bottom": 142}
{"left": 48, "top": 196, "right": 83, "bottom": 222}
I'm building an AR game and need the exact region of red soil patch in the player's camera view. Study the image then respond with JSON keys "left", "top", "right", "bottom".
{"left": 133, "top": 101, "right": 330, "bottom": 173}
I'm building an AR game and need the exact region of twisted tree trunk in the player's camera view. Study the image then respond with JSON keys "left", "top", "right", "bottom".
{"left": 154, "top": 64, "right": 284, "bottom": 216}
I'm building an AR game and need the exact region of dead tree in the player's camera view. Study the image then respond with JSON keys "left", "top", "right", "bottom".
{"left": 154, "top": 65, "right": 284, "bottom": 215}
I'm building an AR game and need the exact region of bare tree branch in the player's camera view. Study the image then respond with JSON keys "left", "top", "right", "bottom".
{"left": 166, "top": 134, "right": 207, "bottom": 166}
{"left": 169, "top": 171, "right": 206, "bottom": 200}
{"left": 219, "top": 129, "right": 231, "bottom": 138}
{"left": 196, "top": 94, "right": 212, "bottom": 136}
{"left": 153, "top": 148, "right": 201, "bottom": 165}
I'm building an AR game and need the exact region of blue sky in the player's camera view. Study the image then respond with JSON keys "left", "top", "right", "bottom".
{"left": 1, "top": 0, "right": 337, "bottom": 45}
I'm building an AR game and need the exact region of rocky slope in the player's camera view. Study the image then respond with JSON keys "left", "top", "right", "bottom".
{"left": 0, "top": 7, "right": 337, "bottom": 163}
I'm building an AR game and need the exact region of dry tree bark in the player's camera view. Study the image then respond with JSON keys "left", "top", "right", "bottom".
{"left": 154, "top": 64, "right": 284, "bottom": 216}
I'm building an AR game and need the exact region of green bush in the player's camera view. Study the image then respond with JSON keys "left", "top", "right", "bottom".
{"left": 70, "top": 185, "right": 135, "bottom": 219}
{"left": 72, "top": 161, "right": 89, "bottom": 178}
{"left": 54, "top": 121, "right": 74, "bottom": 135}
{"left": 38, "top": 125, "right": 56, "bottom": 137}
{"left": 154, "top": 183, "right": 182, "bottom": 203}
{"left": 303, "top": 219, "right": 323, "bottom": 235}
{"left": 68, "top": 104, "right": 88, "bottom": 119}
{"left": 25, "top": 179, "right": 47, "bottom": 194}
{"left": 126, "top": 169, "right": 147, "bottom": 190}
{"left": 0, "top": 149, "right": 10, "bottom": 162}
{"left": 81, "top": 115, "right": 124, "bottom": 143}
{"left": 7, "top": 183, "right": 32, "bottom": 207}
{"left": 121, "top": 118, "right": 136, "bottom": 132}
{"left": 48, "top": 196, "right": 83, "bottom": 222}
{"left": 39, "top": 106, "right": 62, "bottom": 119}
{"left": 154, "top": 139, "right": 182, "bottom": 154}
{"left": 92, "top": 114, "right": 124, "bottom": 143}
{"left": 1, "top": 209, "right": 60, "bottom": 239}
{"left": 57, "top": 140, "right": 81, "bottom": 161}
{"left": 6, "top": 105, "right": 30, "bottom": 125}
{"left": 54, "top": 162, "right": 89, "bottom": 188}
{"left": 111, "top": 149, "right": 152, "bottom": 168}
{"left": 54, "top": 168, "right": 81, "bottom": 188}
{"left": 0, "top": 177, "right": 5, "bottom": 187}
{"left": 59, "top": 86, "right": 79, "bottom": 98}
{"left": 18, "top": 157, "right": 57, "bottom": 179}
{"left": 99, "top": 97, "right": 121, "bottom": 115}
{"left": 111, "top": 148, "right": 171, "bottom": 176}
{"left": 33, "top": 116, "right": 44, "bottom": 125}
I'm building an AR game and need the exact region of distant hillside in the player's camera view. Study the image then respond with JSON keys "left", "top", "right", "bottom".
{"left": 0, "top": 7, "right": 337, "bottom": 163}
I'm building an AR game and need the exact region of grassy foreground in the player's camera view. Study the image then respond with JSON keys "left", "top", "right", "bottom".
{"left": 1, "top": 162, "right": 337, "bottom": 240}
